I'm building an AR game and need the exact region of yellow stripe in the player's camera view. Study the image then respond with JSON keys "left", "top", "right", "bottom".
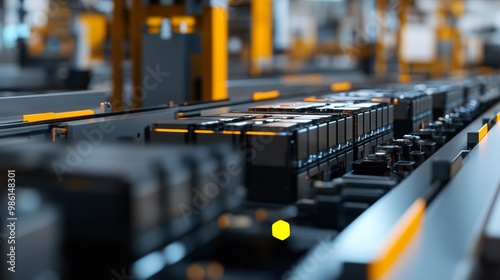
{"left": 223, "top": 131, "right": 242, "bottom": 135}
{"left": 478, "top": 123, "right": 488, "bottom": 142}
{"left": 281, "top": 74, "right": 323, "bottom": 85}
{"left": 154, "top": 128, "right": 189, "bottom": 133}
{"left": 304, "top": 96, "right": 323, "bottom": 102}
{"left": 368, "top": 198, "right": 426, "bottom": 280}
{"left": 496, "top": 112, "right": 500, "bottom": 123}
{"left": 194, "top": 130, "right": 215, "bottom": 134}
{"left": 246, "top": 131, "right": 278, "bottom": 136}
{"left": 331, "top": 82, "right": 352, "bottom": 92}
{"left": 252, "top": 90, "right": 280, "bottom": 101}
{"left": 23, "top": 110, "right": 95, "bottom": 123}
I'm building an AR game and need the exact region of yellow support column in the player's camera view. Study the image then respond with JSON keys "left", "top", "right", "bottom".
{"left": 451, "top": 28, "right": 462, "bottom": 72}
{"left": 130, "top": 0, "right": 144, "bottom": 109}
{"left": 451, "top": 0, "right": 464, "bottom": 72}
{"left": 375, "top": 0, "right": 387, "bottom": 77}
{"left": 250, "top": 0, "right": 273, "bottom": 76}
{"left": 435, "top": 0, "right": 448, "bottom": 78}
{"left": 111, "top": 0, "right": 125, "bottom": 111}
{"left": 435, "top": 0, "right": 464, "bottom": 77}
{"left": 397, "top": 0, "right": 410, "bottom": 82}
{"left": 202, "top": 4, "right": 228, "bottom": 101}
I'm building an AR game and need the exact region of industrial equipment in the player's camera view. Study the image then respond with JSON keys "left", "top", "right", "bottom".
{"left": 1, "top": 1, "right": 500, "bottom": 280}
{"left": 0, "top": 73, "right": 499, "bottom": 280}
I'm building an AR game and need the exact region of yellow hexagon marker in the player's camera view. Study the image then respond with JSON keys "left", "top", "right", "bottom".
{"left": 272, "top": 220, "right": 291, "bottom": 241}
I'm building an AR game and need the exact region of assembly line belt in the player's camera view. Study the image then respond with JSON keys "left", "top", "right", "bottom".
{"left": 287, "top": 101, "right": 500, "bottom": 280}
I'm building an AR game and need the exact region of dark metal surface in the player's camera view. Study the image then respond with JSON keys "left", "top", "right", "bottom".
{"left": 142, "top": 33, "right": 200, "bottom": 106}
{"left": 0, "top": 123, "right": 49, "bottom": 141}
{"left": 65, "top": 109, "right": 178, "bottom": 142}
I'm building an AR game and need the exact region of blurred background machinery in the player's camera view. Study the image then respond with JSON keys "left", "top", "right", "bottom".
{"left": 0, "top": 0, "right": 499, "bottom": 100}
{"left": 0, "top": 0, "right": 500, "bottom": 280}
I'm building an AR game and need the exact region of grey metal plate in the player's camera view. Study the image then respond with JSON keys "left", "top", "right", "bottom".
{"left": 484, "top": 188, "right": 500, "bottom": 263}
{"left": 0, "top": 90, "right": 107, "bottom": 123}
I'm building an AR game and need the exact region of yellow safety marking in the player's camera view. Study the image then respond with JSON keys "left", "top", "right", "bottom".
{"left": 252, "top": 90, "right": 280, "bottom": 101}
{"left": 194, "top": 130, "right": 215, "bottom": 134}
{"left": 246, "top": 131, "right": 278, "bottom": 136}
{"left": 331, "top": 82, "right": 352, "bottom": 92}
{"left": 368, "top": 198, "right": 426, "bottom": 279}
{"left": 23, "top": 110, "right": 95, "bottom": 123}
{"left": 154, "top": 128, "right": 189, "bottom": 133}
{"left": 478, "top": 123, "right": 488, "bottom": 142}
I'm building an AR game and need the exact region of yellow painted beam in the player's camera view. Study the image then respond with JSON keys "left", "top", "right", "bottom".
{"left": 143, "top": 4, "right": 186, "bottom": 19}
{"left": 397, "top": 0, "right": 410, "bottom": 79}
{"left": 79, "top": 13, "right": 107, "bottom": 61}
{"left": 146, "top": 16, "right": 163, "bottom": 34}
{"left": 130, "top": 0, "right": 144, "bottom": 109}
{"left": 398, "top": 74, "right": 411, "bottom": 84}
{"left": 202, "top": 6, "right": 228, "bottom": 101}
{"left": 451, "top": 28, "right": 463, "bottom": 71}
{"left": 111, "top": 0, "right": 125, "bottom": 111}
{"left": 171, "top": 16, "right": 197, "bottom": 34}
{"left": 250, "top": 0, "right": 273, "bottom": 76}
{"left": 375, "top": 0, "right": 387, "bottom": 76}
